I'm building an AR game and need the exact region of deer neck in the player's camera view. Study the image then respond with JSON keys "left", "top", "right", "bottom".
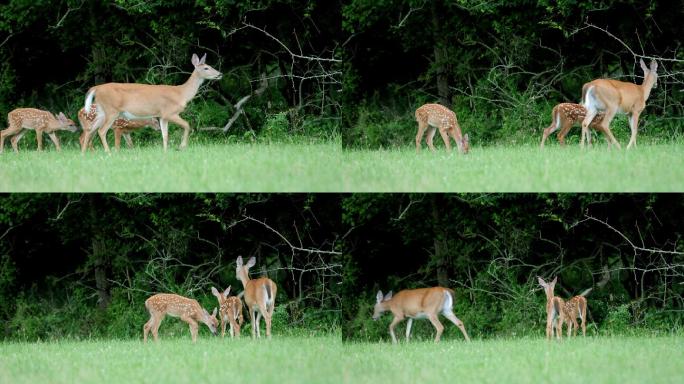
{"left": 640, "top": 74, "right": 656, "bottom": 102}
{"left": 177, "top": 70, "right": 205, "bottom": 104}
{"left": 237, "top": 269, "right": 251, "bottom": 289}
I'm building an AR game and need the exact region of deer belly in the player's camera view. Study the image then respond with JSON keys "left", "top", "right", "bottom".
{"left": 122, "top": 111, "right": 156, "bottom": 120}
{"left": 409, "top": 312, "right": 429, "bottom": 319}
{"left": 427, "top": 117, "right": 449, "bottom": 128}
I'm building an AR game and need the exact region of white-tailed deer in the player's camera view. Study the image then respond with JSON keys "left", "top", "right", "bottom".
{"left": 78, "top": 104, "right": 160, "bottom": 151}
{"left": 235, "top": 256, "right": 277, "bottom": 339}
{"left": 82, "top": 53, "right": 222, "bottom": 153}
{"left": 1, "top": 108, "right": 77, "bottom": 153}
{"left": 581, "top": 59, "right": 658, "bottom": 149}
{"left": 143, "top": 293, "right": 218, "bottom": 343}
{"left": 211, "top": 286, "right": 244, "bottom": 338}
{"left": 561, "top": 289, "right": 590, "bottom": 337}
{"left": 538, "top": 276, "right": 565, "bottom": 340}
{"left": 372, "top": 287, "right": 471, "bottom": 343}
{"left": 540, "top": 103, "right": 607, "bottom": 148}
{"left": 415, "top": 103, "right": 469, "bottom": 154}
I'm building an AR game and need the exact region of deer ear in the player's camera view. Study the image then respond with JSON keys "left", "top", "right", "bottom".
{"left": 223, "top": 286, "right": 231, "bottom": 298}
{"left": 211, "top": 286, "right": 220, "bottom": 299}
{"left": 236, "top": 256, "right": 243, "bottom": 267}
{"left": 551, "top": 276, "right": 557, "bottom": 285}
{"left": 199, "top": 53, "right": 207, "bottom": 65}
{"left": 537, "top": 276, "right": 546, "bottom": 287}
{"left": 384, "top": 291, "right": 393, "bottom": 301}
{"left": 640, "top": 58, "right": 648, "bottom": 73}
{"left": 650, "top": 60, "right": 658, "bottom": 72}
{"left": 246, "top": 257, "right": 256, "bottom": 268}
{"left": 192, "top": 53, "right": 200, "bottom": 66}
{"left": 376, "top": 290, "right": 384, "bottom": 303}
{"left": 211, "top": 307, "right": 217, "bottom": 317}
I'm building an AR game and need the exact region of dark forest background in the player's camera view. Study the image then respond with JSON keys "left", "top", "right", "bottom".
{"left": 0, "top": 194, "right": 342, "bottom": 340}
{"left": 342, "top": 194, "right": 684, "bottom": 342}
{"left": 343, "top": 0, "right": 684, "bottom": 148}
{"left": 0, "top": 1, "right": 342, "bottom": 146}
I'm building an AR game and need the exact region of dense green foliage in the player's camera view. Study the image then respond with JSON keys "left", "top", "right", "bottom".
{"left": 0, "top": 194, "right": 341, "bottom": 340}
{"left": 341, "top": 143, "right": 684, "bottom": 192}
{"left": 0, "top": 1, "right": 341, "bottom": 143}
{"left": 0, "top": 336, "right": 342, "bottom": 384}
{"left": 342, "top": 194, "right": 684, "bottom": 341}
{"left": 342, "top": 0, "right": 684, "bottom": 148}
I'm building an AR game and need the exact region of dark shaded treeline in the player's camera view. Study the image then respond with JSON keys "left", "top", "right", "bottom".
{"left": 342, "top": 194, "right": 684, "bottom": 341}
{"left": 343, "top": 0, "right": 684, "bottom": 147}
{"left": 0, "top": 194, "right": 342, "bottom": 339}
{"left": 0, "top": 1, "right": 342, "bottom": 140}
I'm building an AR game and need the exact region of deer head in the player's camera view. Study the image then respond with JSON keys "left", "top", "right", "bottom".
{"left": 372, "top": 290, "right": 393, "bottom": 320}
{"left": 211, "top": 286, "right": 231, "bottom": 302}
{"left": 639, "top": 58, "right": 658, "bottom": 89}
{"left": 192, "top": 53, "right": 222, "bottom": 80}
{"left": 52, "top": 112, "right": 78, "bottom": 132}
{"left": 537, "top": 276, "right": 557, "bottom": 300}
{"left": 459, "top": 133, "right": 470, "bottom": 154}
{"left": 201, "top": 307, "right": 219, "bottom": 335}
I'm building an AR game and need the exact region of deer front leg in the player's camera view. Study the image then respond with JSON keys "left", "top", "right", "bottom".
{"left": 388, "top": 315, "right": 403, "bottom": 344}
{"left": 627, "top": 111, "right": 641, "bottom": 149}
{"left": 182, "top": 315, "right": 199, "bottom": 343}
{"left": 36, "top": 128, "right": 44, "bottom": 151}
{"left": 220, "top": 315, "right": 227, "bottom": 338}
{"left": 438, "top": 127, "right": 452, "bottom": 153}
{"left": 124, "top": 133, "right": 134, "bottom": 148}
{"left": 47, "top": 132, "right": 61, "bottom": 151}
{"left": 415, "top": 120, "right": 428, "bottom": 153}
{"left": 405, "top": 318, "right": 413, "bottom": 342}
{"left": 545, "top": 309, "right": 554, "bottom": 340}
{"left": 167, "top": 114, "right": 190, "bottom": 149}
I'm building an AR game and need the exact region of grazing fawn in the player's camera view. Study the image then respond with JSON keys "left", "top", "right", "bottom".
{"left": 82, "top": 53, "right": 222, "bottom": 152}
{"left": 78, "top": 104, "right": 160, "bottom": 151}
{"left": 537, "top": 276, "right": 564, "bottom": 340}
{"left": 235, "top": 256, "right": 277, "bottom": 339}
{"left": 415, "top": 103, "right": 469, "bottom": 154}
{"left": 581, "top": 59, "right": 658, "bottom": 149}
{"left": 143, "top": 293, "right": 218, "bottom": 343}
{"left": 211, "top": 286, "right": 244, "bottom": 338}
{"left": 540, "top": 103, "right": 607, "bottom": 148}
{"left": 373, "top": 287, "right": 471, "bottom": 343}
{"left": 1, "top": 108, "right": 77, "bottom": 153}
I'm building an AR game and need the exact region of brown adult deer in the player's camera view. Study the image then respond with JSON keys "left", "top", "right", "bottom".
{"left": 1, "top": 108, "right": 77, "bottom": 153}
{"left": 211, "top": 286, "right": 244, "bottom": 338}
{"left": 235, "top": 256, "right": 277, "bottom": 339}
{"left": 82, "top": 53, "right": 222, "bottom": 153}
{"left": 580, "top": 59, "right": 658, "bottom": 149}
{"left": 78, "top": 104, "right": 160, "bottom": 151}
{"left": 540, "top": 103, "right": 608, "bottom": 148}
{"left": 372, "top": 287, "right": 471, "bottom": 344}
{"left": 415, "top": 103, "right": 469, "bottom": 154}
{"left": 143, "top": 293, "right": 218, "bottom": 343}
{"left": 537, "top": 276, "right": 564, "bottom": 340}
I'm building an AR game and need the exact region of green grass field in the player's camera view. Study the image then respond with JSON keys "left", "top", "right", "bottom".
{"left": 342, "top": 143, "right": 684, "bottom": 192}
{"left": 344, "top": 336, "right": 683, "bottom": 383}
{"left": 0, "top": 141, "right": 341, "bottom": 192}
{"left": 0, "top": 336, "right": 342, "bottom": 384}
{"left": 1, "top": 336, "right": 681, "bottom": 383}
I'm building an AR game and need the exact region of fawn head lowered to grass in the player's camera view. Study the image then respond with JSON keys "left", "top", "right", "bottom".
{"left": 143, "top": 293, "right": 218, "bottom": 343}
{"left": 414, "top": 103, "right": 469, "bottom": 154}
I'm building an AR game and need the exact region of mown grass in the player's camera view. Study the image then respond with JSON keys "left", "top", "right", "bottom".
{"left": 344, "top": 336, "right": 684, "bottom": 384}
{"left": 0, "top": 139, "right": 342, "bottom": 192}
{"left": 0, "top": 335, "right": 342, "bottom": 384}
{"left": 342, "top": 142, "right": 684, "bottom": 192}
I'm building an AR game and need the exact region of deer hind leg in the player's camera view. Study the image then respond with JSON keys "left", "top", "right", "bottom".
{"left": 124, "top": 133, "right": 133, "bottom": 148}
{"left": 557, "top": 120, "right": 574, "bottom": 147}
{"left": 426, "top": 126, "right": 438, "bottom": 152}
{"left": 428, "top": 314, "right": 445, "bottom": 343}
{"left": 143, "top": 314, "right": 154, "bottom": 343}
{"left": 580, "top": 300, "right": 587, "bottom": 336}
{"left": 255, "top": 310, "right": 263, "bottom": 338}
{"left": 627, "top": 111, "right": 641, "bottom": 149}
{"left": 415, "top": 119, "right": 428, "bottom": 153}
{"left": 541, "top": 109, "right": 560, "bottom": 148}
{"left": 443, "top": 311, "right": 470, "bottom": 342}
{"left": 220, "top": 314, "right": 227, "bottom": 338}
{"left": 10, "top": 130, "right": 27, "bottom": 153}
{"left": 248, "top": 307, "right": 257, "bottom": 339}
{"left": 159, "top": 118, "right": 170, "bottom": 152}
{"left": 1, "top": 123, "right": 23, "bottom": 153}
{"left": 165, "top": 114, "right": 191, "bottom": 149}
{"left": 580, "top": 111, "right": 597, "bottom": 149}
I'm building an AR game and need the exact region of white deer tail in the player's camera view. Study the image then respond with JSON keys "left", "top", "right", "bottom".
{"left": 84, "top": 88, "right": 96, "bottom": 112}
{"left": 263, "top": 284, "right": 273, "bottom": 308}
{"left": 582, "top": 86, "right": 595, "bottom": 111}
{"left": 579, "top": 288, "right": 593, "bottom": 297}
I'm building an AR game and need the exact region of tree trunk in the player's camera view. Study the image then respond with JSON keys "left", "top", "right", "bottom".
{"left": 432, "top": 196, "right": 449, "bottom": 287}
{"left": 432, "top": 2, "right": 450, "bottom": 107}
{"left": 89, "top": 195, "right": 110, "bottom": 310}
